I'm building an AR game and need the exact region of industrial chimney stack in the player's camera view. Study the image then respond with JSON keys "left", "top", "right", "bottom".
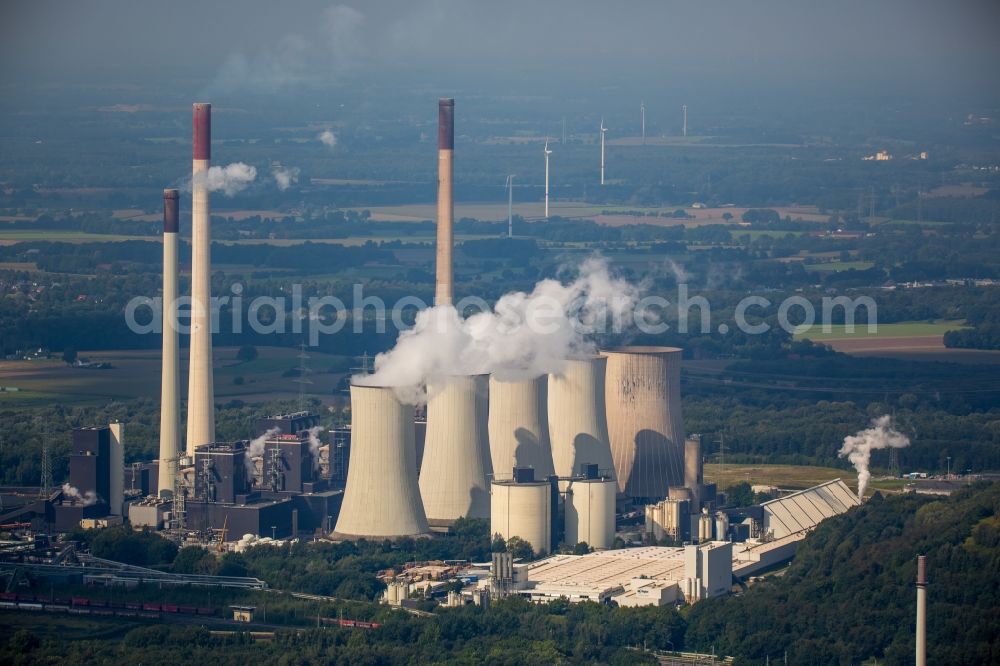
{"left": 916, "top": 555, "right": 927, "bottom": 666}
{"left": 159, "top": 189, "right": 181, "bottom": 496}
{"left": 435, "top": 98, "right": 455, "bottom": 306}
{"left": 186, "top": 103, "right": 215, "bottom": 456}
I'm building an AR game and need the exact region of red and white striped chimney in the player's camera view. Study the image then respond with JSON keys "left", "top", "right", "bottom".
{"left": 186, "top": 103, "right": 215, "bottom": 456}
{"left": 159, "top": 189, "right": 181, "bottom": 495}
{"left": 435, "top": 98, "right": 455, "bottom": 306}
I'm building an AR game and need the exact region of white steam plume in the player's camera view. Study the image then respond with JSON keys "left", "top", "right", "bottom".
{"left": 246, "top": 428, "right": 281, "bottom": 477}
{"left": 318, "top": 130, "right": 337, "bottom": 149}
{"left": 306, "top": 426, "right": 324, "bottom": 471}
{"left": 838, "top": 415, "right": 910, "bottom": 499}
{"left": 355, "top": 256, "right": 641, "bottom": 403}
{"left": 62, "top": 483, "right": 99, "bottom": 507}
{"left": 192, "top": 162, "right": 257, "bottom": 196}
{"left": 664, "top": 259, "right": 690, "bottom": 284}
{"left": 272, "top": 165, "right": 300, "bottom": 191}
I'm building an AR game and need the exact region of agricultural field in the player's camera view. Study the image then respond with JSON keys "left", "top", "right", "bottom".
{"left": 793, "top": 320, "right": 966, "bottom": 341}
{"left": 0, "top": 347, "right": 350, "bottom": 407}
{"left": 704, "top": 462, "right": 902, "bottom": 496}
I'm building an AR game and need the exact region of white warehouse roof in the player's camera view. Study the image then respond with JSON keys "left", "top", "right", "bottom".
{"left": 761, "top": 478, "right": 860, "bottom": 539}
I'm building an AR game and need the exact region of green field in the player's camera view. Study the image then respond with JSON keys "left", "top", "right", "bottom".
{"left": 793, "top": 319, "right": 966, "bottom": 341}
{"left": 704, "top": 462, "right": 898, "bottom": 496}
{"left": 0, "top": 230, "right": 146, "bottom": 243}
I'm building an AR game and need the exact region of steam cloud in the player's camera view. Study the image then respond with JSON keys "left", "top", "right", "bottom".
{"left": 193, "top": 162, "right": 257, "bottom": 196}
{"left": 838, "top": 415, "right": 910, "bottom": 499}
{"left": 272, "top": 165, "right": 300, "bottom": 191}
{"left": 355, "top": 256, "right": 641, "bottom": 403}
{"left": 62, "top": 483, "right": 99, "bottom": 507}
{"left": 246, "top": 428, "right": 281, "bottom": 477}
{"left": 306, "top": 426, "right": 324, "bottom": 471}
{"left": 318, "top": 130, "right": 337, "bottom": 149}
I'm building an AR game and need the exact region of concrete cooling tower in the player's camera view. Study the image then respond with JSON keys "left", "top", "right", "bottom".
{"left": 487, "top": 375, "right": 554, "bottom": 479}
{"left": 333, "top": 385, "right": 429, "bottom": 539}
{"left": 547, "top": 356, "right": 616, "bottom": 481}
{"left": 603, "top": 346, "right": 685, "bottom": 501}
{"left": 419, "top": 375, "right": 491, "bottom": 526}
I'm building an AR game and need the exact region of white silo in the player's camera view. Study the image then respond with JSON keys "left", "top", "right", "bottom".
{"left": 564, "top": 475, "right": 616, "bottom": 550}
{"left": 491, "top": 471, "right": 553, "bottom": 557}
{"left": 603, "top": 346, "right": 685, "bottom": 501}
{"left": 333, "top": 384, "right": 429, "bottom": 539}
{"left": 547, "top": 356, "right": 616, "bottom": 481}
{"left": 697, "top": 509, "right": 713, "bottom": 543}
{"left": 419, "top": 375, "right": 491, "bottom": 526}
{"left": 487, "top": 375, "right": 554, "bottom": 479}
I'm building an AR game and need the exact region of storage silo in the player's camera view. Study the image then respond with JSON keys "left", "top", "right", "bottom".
{"left": 487, "top": 375, "right": 554, "bottom": 478}
{"left": 564, "top": 473, "right": 616, "bottom": 550}
{"left": 547, "top": 356, "right": 615, "bottom": 481}
{"left": 419, "top": 375, "right": 491, "bottom": 526}
{"left": 491, "top": 470, "right": 553, "bottom": 557}
{"left": 333, "top": 384, "right": 429, "bottom": 539}
{"left": 603, "top": 346, "right": 685, "bottom": 502}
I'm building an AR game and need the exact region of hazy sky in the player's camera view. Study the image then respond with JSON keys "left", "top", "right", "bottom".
{"left": 2, "top": 0, "right": 999, "bottom": 102}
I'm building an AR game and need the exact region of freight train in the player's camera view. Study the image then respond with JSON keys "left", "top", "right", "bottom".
{"left": 0, "top": 592, "right": 214, "bottom": 619}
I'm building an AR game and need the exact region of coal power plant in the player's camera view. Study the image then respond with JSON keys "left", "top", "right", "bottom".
{"left": 13, "top": 99, "right": 717, "bottom": 552}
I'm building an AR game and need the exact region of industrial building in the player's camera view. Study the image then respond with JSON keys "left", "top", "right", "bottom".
{"left": 503, "top": 543, "right": 733, "bottom": 607}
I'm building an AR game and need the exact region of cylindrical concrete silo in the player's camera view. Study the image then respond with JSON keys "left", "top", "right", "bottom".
{"left": 491, "top": 477, "right": 552, "bottom": 556}
{"left": 603, "top": 346, "right": 685, "bottom": 501}
{"left": 698, "top": 509, "right": 713, "bottom": 543}
{"left": 333, "top": 384, "right": 429, "bottom": 539}
{"left": 488, "top": 375, "right": 554, "bottom": 479}
{"left": 564, "top": 477, "right": 616, "bottom": 550}
{"left": 419, "top": 375, "right": 491, "bottom": 526}
{"left": 714, "top": 511, "right": 730, "bottom": 542}
{"left": 547, "top": 356, "right": 615, "bottom": 481}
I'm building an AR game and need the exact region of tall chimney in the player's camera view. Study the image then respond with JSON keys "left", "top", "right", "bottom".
{"left": 916, "top": 555, "right": 927, "bottom": 666}
{"left": 435, "top": 98, "right": 455, "bottom": 306}
{"left": 159, "top": 189, "right": 181, "bottom": 495}
{"left": 186, "top": 103, "right": 215, "bottom": 456}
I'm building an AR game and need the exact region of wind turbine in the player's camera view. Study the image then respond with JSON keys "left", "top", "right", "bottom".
{"left": 544, "top": 139, "right": 552, "bottom": 218}
{"left": 640, "top": 101, "right": 646, "bottom": 145}
{"left": 599, "top": 118, "right": 607, "bottom": 185}
{"left": 505, "top": 174, "right": 515, "bottom": 237}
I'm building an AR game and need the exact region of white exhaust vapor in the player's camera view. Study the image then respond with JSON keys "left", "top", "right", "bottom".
{"left": 191, "top": 162, "right": 257, "bottom": 196}
{"left": 838, "top": 415, "right": 910, "bottom": 499}
{"left": 246, "top": 427, "right": 281, "bottom": 476}
{"left": 306, "top": 426, "right": 324, "bottom": 471}
{"left": 62, "top": 483, "right": 99, "bottom": 507}
{"left": 354, "top": 256, "right": 641, "bottom": 403}
{"left": 272, "top": 165, "right": 300, "bottom": 191}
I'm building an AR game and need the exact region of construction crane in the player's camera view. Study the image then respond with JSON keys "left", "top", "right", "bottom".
{"left": 216, "top": 514, "right": 228, "bottom": 553}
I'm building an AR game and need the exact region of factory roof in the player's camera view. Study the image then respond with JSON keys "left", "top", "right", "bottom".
{"left": 760, "top": 478, "right": 860, "bottom": 538}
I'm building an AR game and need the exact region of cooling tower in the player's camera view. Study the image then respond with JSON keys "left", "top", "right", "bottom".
{"left": 435, "top": 98, "right": 454, "bottom": 306}
{"left": 186, "top": 102, "right": 215, "bottom": 456}
{"left": 158, "top": 189, "right": 180, "bottom": 497}
{"left": 418, "top": 375, "right": 491, "bottom": 525}
{"left": 603, "top": 346, "right": 685, "bottom": 500}
{"left": 334, "top": 384, "right": 429, "bottom": 538}
{"left": 564, "top": 477, "right": 616, "bottom": 550}
{"left": 547, "top": 356, "right": 615, "bottom": 481}
{"left": 491, "top": 477, "right": 552, "bottom": 557}
{"left": 487, "top": 375, "right": 554, "bottom": 478}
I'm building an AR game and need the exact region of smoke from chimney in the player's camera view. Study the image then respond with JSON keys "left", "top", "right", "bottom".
{"left": 838, "top": 415, "right": 910, "bottom": 498}
{"left": 245, "top": 427, "right": 281, "bottom": 476}
{"left": 354, "top": 256, "right": 641, "bottom": 404}
{"left": 62, "top": 483, "right": 99, "bottom": 507}
{"left": 306, "top": 426, "right": 324, "bottom": 471}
